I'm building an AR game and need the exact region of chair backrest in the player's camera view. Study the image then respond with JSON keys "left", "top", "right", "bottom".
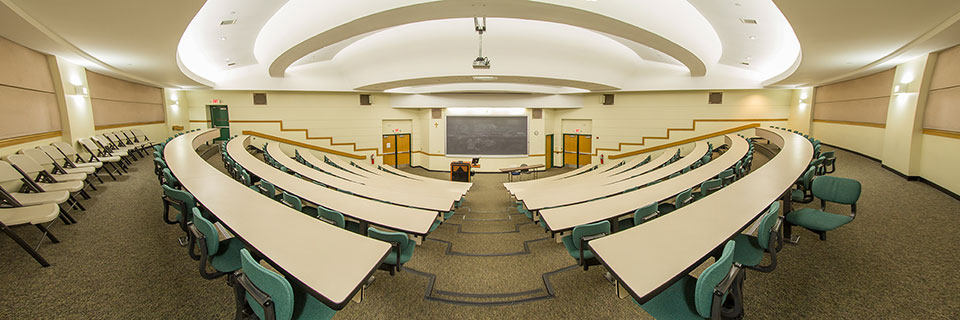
{"left": 367, "top": 227, "right": 409, "bottom": 249}
{"left": 812, "top": 176, "right": 861, "bottom": 205}
{"left": 258, "top": 180, "right": 277, "bottom": 198}
{"left": 20, "top": 148, "right": 55, "bottom": 169}
{"left": 78, "top": 138, "right": 102, "bottom": 154}
{"left": 281, "top": 192, "right": 302, "bottom": 211}
{"left": 571, "top": 220, "right": 610, "bottom": 250}
{"left": 6, "top": 154, "right": 44, "bottom": 176}
{"left": 39, "top": 145, "right": 67, "bottom": 161}
{"left": 701, "top": 153, "right": 711, "bottom": 164}
{"left": 162, "top": 184, "right": 196, "bottom": 211}
{"left": 633, "top": 202, "right": 659, "bottom": 225}
{"left": 239, "top": 249, "right": 296, "bottom": 320}
{"left": 699, "top": 178, "right": 723, "bottom": 197}
{"left": 192, "top": 208, "right": 220, "bottom": 255}
{"left": 162, "top": 168, "right": 180, "bottom": 188}
{"left": 0, "top": 161, "right": 27, "bottom": 190}
{"left": 317, "top": 206, "right": 346, "bottom": 228}
{"left": 718, "top": 169, "right": 734, "bottom": 184}
{"left": 681, "top": 166, "right": 691, "bottom": 174}
{"left": 52, "top": 141, "right": 79, "bottom": 157}
{"left": 757, "top": 202, "right": 781, "bottom": 250}
{"left": 675, "top": 188, "right": 692, "bottom": 208}
{"left": 822, "top": 151, "right": 835, "bottom": 160}
{"left": 240, "top": 169, "right": 252, "bottom": 186}
{"left": 694, "top": 240, "right": 736, "bottom": 318}
{"left": 798, "top": 166, "right": 815, "bottom": 189}
{"left": 668, "top": 171, "right": 681, "bottom": 179}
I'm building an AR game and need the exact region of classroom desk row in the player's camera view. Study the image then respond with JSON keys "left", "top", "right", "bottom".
{"left": 521, "top": 140, "right": 727, "bottom": 212}
{"left": 588, "top": 127, "right": 812, "bottom": 304}
{"left": 505, "top": 147, "right": 669, "bottom": 197}
{"left": 301, "top": 150, "right": 471, "bottom": 197}
{"left": 264, "top": 143, "right": 454, "bottom": 212}
{"left": 227, "top": 136, "right": 439, "bottom": 236}
{"left": 164, "top": 129, "right": 389, "bottom": 310}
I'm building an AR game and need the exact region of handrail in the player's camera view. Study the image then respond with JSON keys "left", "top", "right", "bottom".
{"left": 243, "top": 130, "right": 367, "bottom": 160}
{"left": 609, "top": 123, "right": 759, "bottom": 159}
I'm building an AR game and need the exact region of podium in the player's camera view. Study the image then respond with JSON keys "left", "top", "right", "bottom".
{"left": 450, "top": 161, "right": 471, "bottom": 182}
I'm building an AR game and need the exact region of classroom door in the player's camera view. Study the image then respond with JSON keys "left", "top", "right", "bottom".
{"left": 578, "top": 135, "right": 592, "bottom": 166}
{"left": 563, "top": 134, "right": 578, "bottom": 167}
{"left": 382, "top": 135, "right": 396, "bottom": 166}
{"left": 208, "top": 105, "right": 229, "bottom": 141}
{"left": 545, "top": 134, "right": 553, "bottom": 169}
{"left": 396, "top": 134, "right": 411, "bottom": 167}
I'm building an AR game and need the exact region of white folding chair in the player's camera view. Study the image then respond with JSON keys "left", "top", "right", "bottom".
{"left": 0, "top": 161, "right": 77, "bottom": 224}
{"left": 39, "top": 145, "right": 107, "bottom": 183}
{"left": 0, "top": 203, "right": 61, "bottom": 267}
{"left": 90, "top": 135, "right": 134, "bottom": 163}
{"left": 77, "top": 139, "right": 129, "bottom": 172}
{"left": 55, "top": 141, "right": 125, "bottom": 179}
{"left": 20, "top": 148, "right": 98, "bottom": 190}
{"left": 5, "top": 155, "right": 89, "bottom": 203}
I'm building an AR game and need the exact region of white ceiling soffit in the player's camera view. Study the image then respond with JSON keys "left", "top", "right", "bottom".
{"left": 3, "top": 0, "right": 206, "bottom": 88}
{"left": 390, "top": 93, "right": 583, "bottom": 108}
{"left": 771, "top": 0, "right": 960, "bottom": 87}
{"left": 258, "top": 0, "right": 715, "bottom": 78}
{"left": 385, "top": 83, "right": 589, "bottom": 95}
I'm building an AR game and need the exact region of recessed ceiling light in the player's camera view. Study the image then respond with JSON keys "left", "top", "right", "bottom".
{"left": 227, "top": 62, "right": 236, "bottom": 67}
{"left": 218, "top": 37, "right": 227, "bottom": 41}
{"left": 748, "top": 35, "right": 758, "bottom": 40}
{"left": 472, "top": 76, "right": 499, "bottom": 81}
{"left": 220, "top": 19, "right": 237, "bottom": 25}
{"left": 740, "top": 18, "right": 758, "bottom": 24}
{"left": 741, "top": 62, "right": 750, "bottom": 66}
{"left": 745, "top": 56, "right": 752, "bottom": 60}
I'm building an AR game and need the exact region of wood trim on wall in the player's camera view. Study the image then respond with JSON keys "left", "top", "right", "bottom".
{"left": 242, "top": 130, "right": 367, "bottom": 160}
{"left": 213, "top": 119, "right": 380, "bottom": 154}
{"left": 412, "top": 150, "right": 444, "bottom": 157}
{"left": 0, "top": 131, "right": 62, "bottom": 148}
{"left": 812, "top": 119, "right": 886, "bottom": 128}
{"left": 94, "top": 121, "right": 165, "bottom": 131}
{"left": 923, "top": 128, "right": 960, "bottom": 139}
{"left": 595, "top": 118, "right": 787, "bottom": 155}
{"left": 609, "top": 123, "right": 761, "bottom": 160}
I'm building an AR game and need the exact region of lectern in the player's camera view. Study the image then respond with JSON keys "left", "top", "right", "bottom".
{"left": 451, "top": 161, "right": 471, "bottom": 182}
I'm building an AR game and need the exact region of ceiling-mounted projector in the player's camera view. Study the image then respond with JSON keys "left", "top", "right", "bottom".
{"left": 473, "top": 56, "right": 491, "bottom": 69}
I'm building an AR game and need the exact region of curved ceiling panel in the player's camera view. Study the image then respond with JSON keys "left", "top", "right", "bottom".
{"left": 264, "top": 0, "right": 711, "bottom": 77}
{"left": 356, "top": 75, "right": 618, "bottom": 92}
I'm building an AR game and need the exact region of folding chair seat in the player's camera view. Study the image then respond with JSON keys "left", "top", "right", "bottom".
{"left": 0, "top": 203, "right": 61, "bottom": 267}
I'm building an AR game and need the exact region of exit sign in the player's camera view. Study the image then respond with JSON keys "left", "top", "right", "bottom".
{"left": 211, "top": 99, "right": 221, "bottom": 104}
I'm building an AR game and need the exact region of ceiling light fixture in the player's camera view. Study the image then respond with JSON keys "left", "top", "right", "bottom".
{"left": 220, "top": 19, "right": 237, "bottom": 25}
{"left": 748, "top": 35, "right": 758, "bottom": 40}
{"left": 740, "top": 18, "right": 758, "bottom": 24}
{"left": 741, "top": 62, "right": 750, "bottom": 66}
{"left": 472, "top": 76, "right": 498, "bottom": 81}
{"left": 218, "top": 36, "right": 227, "bottom": 40}
{"left": 472, "top": 17, "right": 490, "bottom": 69}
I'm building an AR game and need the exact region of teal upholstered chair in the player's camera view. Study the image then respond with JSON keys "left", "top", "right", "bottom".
{"left": 733, "top": 202, "right": 782, "bottom": 273}
{"left": 785, "top": 176, "right": 861, "bottom": 241}
{"left": 240, "top": 169, "right": 253, "bottom": 187}
{"left": 367, "top": 227, "right": 415, "bottom": 275}
{"left": 281, "top": 192, "right": 312, "bottom": 215}
{"left": 234, "top": 249, "right": 337, "bottom": 320}
{"left": 718, "top": 169, "right": 735, "bottom": 187}
{"left": 516, "top": 201, "right": 534, "bottom": 220}
{"left": 668, "top": 171, "right": 682, "bottom": 180}
{"left": 317, "top": 206, "right": 361, "bottom": 234}
{"left": 693, "top": 178, "right": 723, "bottom": 202}
{"left": 153, "top": 157, "right": 167, "bottom": 184}
{"left": 659, "top": 188, "right": 693, "bottom": 215}
{"left": 636, "top": 241, "right": 742, "bottom": 319}
{"left": 189, "top": 208, "right": 244, "bottom": 279}
{"left": 561, "top": 220, "right": 610, "bottom": 270}
{"left": 809, "top": 157, "right": 824, "bottom": 176}
{"left": 161, "top": 184, "right": 200, "bottom": 260}
{"left": 639, "top": 155, "right": 651, "bottom": 166}
{"left": 619, "top": 201, "right": 659, "bottom": 231}
{"left": 791, "top": 167, "right": 816, "bottom": 203}
{"left": 821, "top": 151, "right": 836, "bottom": 174}
{"left": 454, "top": 196, "right": 465, "bottom": 209}
{"left": 429, "top": 210, "right": 457, "bottom": 232}
{"left": 257, "top": 180, "right": 282, "bottom": 201}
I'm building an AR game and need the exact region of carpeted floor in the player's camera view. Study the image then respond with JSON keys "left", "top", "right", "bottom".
{"left": 1, "top": 144, "right": 957, "bottom": 319}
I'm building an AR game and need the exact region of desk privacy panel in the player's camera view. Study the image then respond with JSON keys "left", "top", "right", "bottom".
{"left": 86, "top": 70, "right": 164, "bottom": 128}
{"left": 925, "top": 44, "right": 960, "bottom": 133}
{"left": 0, "top": 37, "right": 61, "bottom": 140}
{"left": 813, "top": 68, "right": 895, "bottom": 125}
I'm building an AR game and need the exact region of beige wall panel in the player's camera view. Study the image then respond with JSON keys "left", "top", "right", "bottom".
{"left": 85, "top": 70, "right": 162, "bottom": 103}
{"left": 0, "top": 85, "right": 60, "bottom": 139}
{"left": 0, "top": 37, "right": 54, "bottom": 92}
{"left": 815, "top": 68, "right": 895, "bottom": 102}
{"left": 91, "top": 99, "right": 165, "bottom": 126}
{"left": 811, "top": 121, "right": 885, "bottom": 159}
{"left": 923, "top": 86, "right": 960, "bottom": 132}
{"left": 919, "top": 134, "right": 960, "bottom": 195}
{"left": 812, "top": 97, "right": 889, "bottom": 124}
{"left": 929, "top": 44, "right": 960, "bottom": 90}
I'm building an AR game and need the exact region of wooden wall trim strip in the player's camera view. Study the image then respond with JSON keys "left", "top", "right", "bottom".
{"left": 220, "top": 119, "right": 381, "bottom": 154}
{"left": 243, "top": 130, "right": 367, "bottom": 160}
{"left": 89, "top": 97, "right": 163, "bottom": 106}
{"left": 609, "top": 123, "right": 760, "bottom": 160}
{"left": 189, "top": 120, "right": 212, "bottom": 123}
{"left": 812, "top": 119, "right": 886, "bottom": 128}
{"left": 0, "top": 131, "right": 62, "bottom": 148}
{"left": 412, "top": 150, "right": 443, "bottom": 157}
{"left": 94, "top": 121, "right": 165, "bottom": 131}
{"left": 923, "top": 128, "right": 960, "bottom": 139}
{"left": 595, "top": 118, "right": 786, "bottom": 154}
{"left": 0, "top": 82, "right": 56, "bottom": 94}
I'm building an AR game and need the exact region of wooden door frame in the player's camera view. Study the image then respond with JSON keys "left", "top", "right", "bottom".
{"left": 545, "top": 134, "right": 554, "bottom": 169}
{"left": 562, "top": 133, "right": 592, "bottom": 168}
{"left": 207, "top": 105, "right": 229, "bottom": 141}
{"left": 381, "top": 133, "right": 411, "bottom": 168}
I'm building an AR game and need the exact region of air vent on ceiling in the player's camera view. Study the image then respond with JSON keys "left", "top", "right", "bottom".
{"left": 220, "top": 19, "right": 237, "bottom": 25}
{"left": 226, "top": 62, "right": 236, "bottom": 67}
{"left": 739, "top": 18, "right": 758, "bottom": 24}
{"left": 741, "top": 62, "right": 750, "bottom": 66}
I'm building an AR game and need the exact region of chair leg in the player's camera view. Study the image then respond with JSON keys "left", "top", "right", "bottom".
{"left": 68, "top": 195, "right": 86, "bottom": 211}
{"left": 78, "top": 189, "right": 91, "bottom": 200}
{"left": 58, "top": 207, "right": 77, "bottom": 224}
{"left": 2, "top": 225, "right": 50, "bottom": 267}
{"left": 35, "top": 224, "right": 60, "bottom": 243}
{"left": 92, "top": 171, "right": 104, "bottom": 184}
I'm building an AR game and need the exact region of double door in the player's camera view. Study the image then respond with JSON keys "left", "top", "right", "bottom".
{"left": 382, "top": 134, "right": 411, "bottom": 167}
{"left": 563, "top": 134, "right": 592, "bottom": 168}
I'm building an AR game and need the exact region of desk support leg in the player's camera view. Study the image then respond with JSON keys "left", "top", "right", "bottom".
{"left": 608, "top": 217, "right": 619, "bottom": 233}
{"left": 359, "top": 221, "right": 369, "bottom": 235}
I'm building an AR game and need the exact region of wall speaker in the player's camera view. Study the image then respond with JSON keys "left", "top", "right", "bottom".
{"left": 532, "top": 108, "right": 543, "bottom": 119}
{"left": 601, "top": 94, "right": 615, "bottom": 105}
{"left": 253, "top": 92, "right": 267, "bottom": 105}
{"left": 708, "top": 92, "right": 723, "bottom": 104}
{"left": 360, "top": 94, "right": 373, "bottom": 105}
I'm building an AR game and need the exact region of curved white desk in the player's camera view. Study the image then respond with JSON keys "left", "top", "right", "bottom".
{"left": 265, "top": 143, "right": 454, "bottom": 212}
{"left": 588, "top": 128, "right": 812, "bottom": 304}
{"left": 228, "top": 136, "right": 438, "bottom": 236}
{"left": 301, "top": 151, "right": 469, "bottom": 198}
{"left": 164, "top": 129, "right": 389, "bottom": 310}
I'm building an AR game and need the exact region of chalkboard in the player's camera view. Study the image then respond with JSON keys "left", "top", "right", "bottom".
{"left": 446, "top": 116, "right": 528, "bottom": 156}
